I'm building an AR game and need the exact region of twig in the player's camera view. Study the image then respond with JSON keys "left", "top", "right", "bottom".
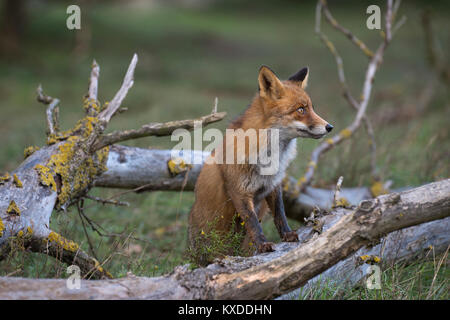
{"left": 78, "top": 203, "right": 152, "bottom": 244}
{"left": 25, "top": 230, "right": 112, "bottom": 279}
{"left": 392, "top": 15, "right": 406, "bottom": 37}
{"left": 333, "top": 176, "right": 344, "bottom": 207}
{"left": 5, "top": 269, "right": 22, "bottom": 277}
{"left": 88, "top": 59, "right": 99, "bottom": 101}
{"left": 84, "top": 194, "right": 129, "bottom": 207}
{"left": 98, "top": 53, "right": 138, "bottom": 123}
{"left": 385, "top": 0, "right": 393, "bottom": 43}
{"left": 77, "top": 200, "right": 99, "bottom": 260}
{"left": 36, "top": 85, "right": 60, "bottom": 135}
{"left": 212, "top": 97, "right": 218, "bottom": 114}
{"left": 320, "top": 0, "right": 374, "bottom": 58}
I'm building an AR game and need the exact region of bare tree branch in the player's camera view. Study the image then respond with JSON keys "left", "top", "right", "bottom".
{"left": 385, "top": 0, "right": 393, "bottom": 43}
{"left": 84, "top": 194, "right": 129, "bottom": 207}
{"left": 296, "top": 0, "right": 404, "bottom": 192}
{"left": 315, "top": 1, "right": 378, "bottom": 179}
{"left": 88, "top": 59, "right": 99, "bottom": 101}
{"left": 332, "top": 176, "right": 344, "bottom": 207}
{"left": 98, "top": 53, "right": 138, "bottom": 123}
{"left": 36, "top": 85, "right": 60, "bottom": 136}
{"left": 320, "top": 0, "right": 374, "bottom": 58}
{"left": 92, "top": 111, "right": 226, "bottom": 151}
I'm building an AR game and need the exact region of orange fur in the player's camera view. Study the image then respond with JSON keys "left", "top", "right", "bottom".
{"left": 188, "top": 66, "right": 332, "bottom": 262}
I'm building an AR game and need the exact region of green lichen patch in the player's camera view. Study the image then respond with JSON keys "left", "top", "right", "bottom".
{"left": 24, "top": 146, "right": 40, "bottom": 159}
{"left": 332, "top": 197, "right": 351, "bottom": 208}
{"left": 35, "top": 105, "right": 110, "bottom": 209}
{"left": 6, "top": 200, "right": 20, "bottom": 216}
{"left": 46, "top": 231, "right": 80, "bottom": 252}
{"left": 339, "top": 128, "right": 352, "bottom": 139}
{"left": 34, "top": 164, "right": 57, "bottom": 192}
{"left": 167, "top": 157, "right": 192, "bottom": 176}
{"left": 370, "top": 181, "right": 389, "bottom": 197}
{"left": 0, "top": 172, "right": 11, "bottom": 185}
{"left": 359, "top": 255, "right": 381, "bottom": 265}
{"left": 46, "top": 131, "right": 73, "bottom": 146}
{"left": 13, "top": 174, "right": 23, "bottom": 188}
{"left": 46, "top": 112, "right": 101, "bottom": 145}
{"left": 83, "top": 98, "right": 101, "bottom": 115}
{"left": 45, "top": 135, "right": 109, "bottom": 208}
{"left": 0, "top": 217, "right": 4, "bottom": 237}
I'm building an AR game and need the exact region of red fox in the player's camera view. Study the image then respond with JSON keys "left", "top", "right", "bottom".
{"left": 188, "top": 66, "right": 333, "bottom": 262}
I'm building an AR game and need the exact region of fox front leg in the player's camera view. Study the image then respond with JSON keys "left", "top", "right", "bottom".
{"left": 266, "top": 186, "right": 299, "bottom": 242}
{"left": 228, "top": 191, "right": 274, "bottom": 253}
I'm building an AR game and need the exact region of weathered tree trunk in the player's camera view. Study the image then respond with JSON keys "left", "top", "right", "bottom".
{"left": 1, "top": 180, "right": 448, "bottom": 299}
{"left": 95, "top": 145, "right": 373, "bottom": 222}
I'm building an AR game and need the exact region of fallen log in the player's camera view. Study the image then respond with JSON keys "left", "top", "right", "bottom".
{"left": 94, "top": 145, "right": 373, "bottom": 222}
{"left": 1, "top": 179, "right": 448, "bottom": 299}
{"left": 279, "top": 215, "right": 450, "bottom": 299}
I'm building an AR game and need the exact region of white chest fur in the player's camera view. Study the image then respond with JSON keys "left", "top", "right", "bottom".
{"left": 241, "top": 139, "right": 297, "bottom": 197}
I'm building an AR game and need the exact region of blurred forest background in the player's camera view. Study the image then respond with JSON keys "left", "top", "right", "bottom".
{"left": 0, "top": 0, "right": 448, "bottom": 299}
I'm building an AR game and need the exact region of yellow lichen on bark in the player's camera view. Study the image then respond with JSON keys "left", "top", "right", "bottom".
{"left": 34, "top": 164, "right": 57, "bottom": 192}
{"left": 24, "top": 146, "right": 40, "bottom": 159}
{"left": 13, "top": 174, "right": 23, "bottom": 188}
{"left": 168, "top": 157, "right": 192, "bottom": 175}
{"left": 0, "top": 172, "right": 10, "bottom": 185}
{"left": 0, "top": 218, "right": 4, "bottom": 237}
{"left": 296, "top": 176, "right": 306, "bottom": 186}
{"left": 36, "top": 111, "right": 110, "bottom": 208}
{"left": 46, "top": 134, "right": 109, "bottom": 208}
{"left": 339, "top": 128, "right": 352, "bottom": 139}
{"left": 46, "top": 231, "right": 79, "bottom": 252}
{"left": 370, "top": 181, "right": 389, "bottom": 197}
{"left": 332, "top": 197, "right": 350, "bottom": 208}
{"left": 282, "top": 178, "right": 290, "bottom": 192}
{"left": 6, "top": 200, "right": 20, "bottom": 216}
{"left": 308, "top": 161, "right": 317, "bottom": 168}
{"left": 92, "top": 259, "right": 113, "bottom": 278}
{"left": 83, "top": 98, "right": 101, "bottom": 115}
{"left": 359, "top": 255, "right": 381, "bottom": 264}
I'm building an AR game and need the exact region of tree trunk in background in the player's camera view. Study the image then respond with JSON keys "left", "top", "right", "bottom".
{"left": 0, "top": 0, "right": 25, "bottom": 56}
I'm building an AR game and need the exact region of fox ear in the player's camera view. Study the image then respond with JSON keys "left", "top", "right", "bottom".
{"left": 258, "top": 66, "right": 285, "bottom": 99}
{"left": 288, "top": 67, "right": 309, "bottom": 89}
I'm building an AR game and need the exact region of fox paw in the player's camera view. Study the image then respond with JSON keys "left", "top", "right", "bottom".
{"left": 282, "top": 231, "right": 299, "bottom": 242}
{"left": 257, "top": 242, "right": 275, "bottom": 253}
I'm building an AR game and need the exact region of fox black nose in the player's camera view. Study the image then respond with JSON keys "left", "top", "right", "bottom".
{"left": 326, "top": 124, "right": 333, "bottom": 132}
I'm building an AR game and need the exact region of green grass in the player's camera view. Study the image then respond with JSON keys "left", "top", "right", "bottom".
{"left": 296, "top": 249, "right": 449, "bottom": 300}
{"left": 0, "top": 1, "right": 448, "bottom": 298}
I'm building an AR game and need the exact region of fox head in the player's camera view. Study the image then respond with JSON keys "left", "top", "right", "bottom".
{"left": 257, "top": 66, "right": 333, "bottom": 140}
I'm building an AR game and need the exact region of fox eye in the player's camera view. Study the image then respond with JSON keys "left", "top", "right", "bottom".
{"left": 297, "top": 107, "right": 305, "bottom": 114}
